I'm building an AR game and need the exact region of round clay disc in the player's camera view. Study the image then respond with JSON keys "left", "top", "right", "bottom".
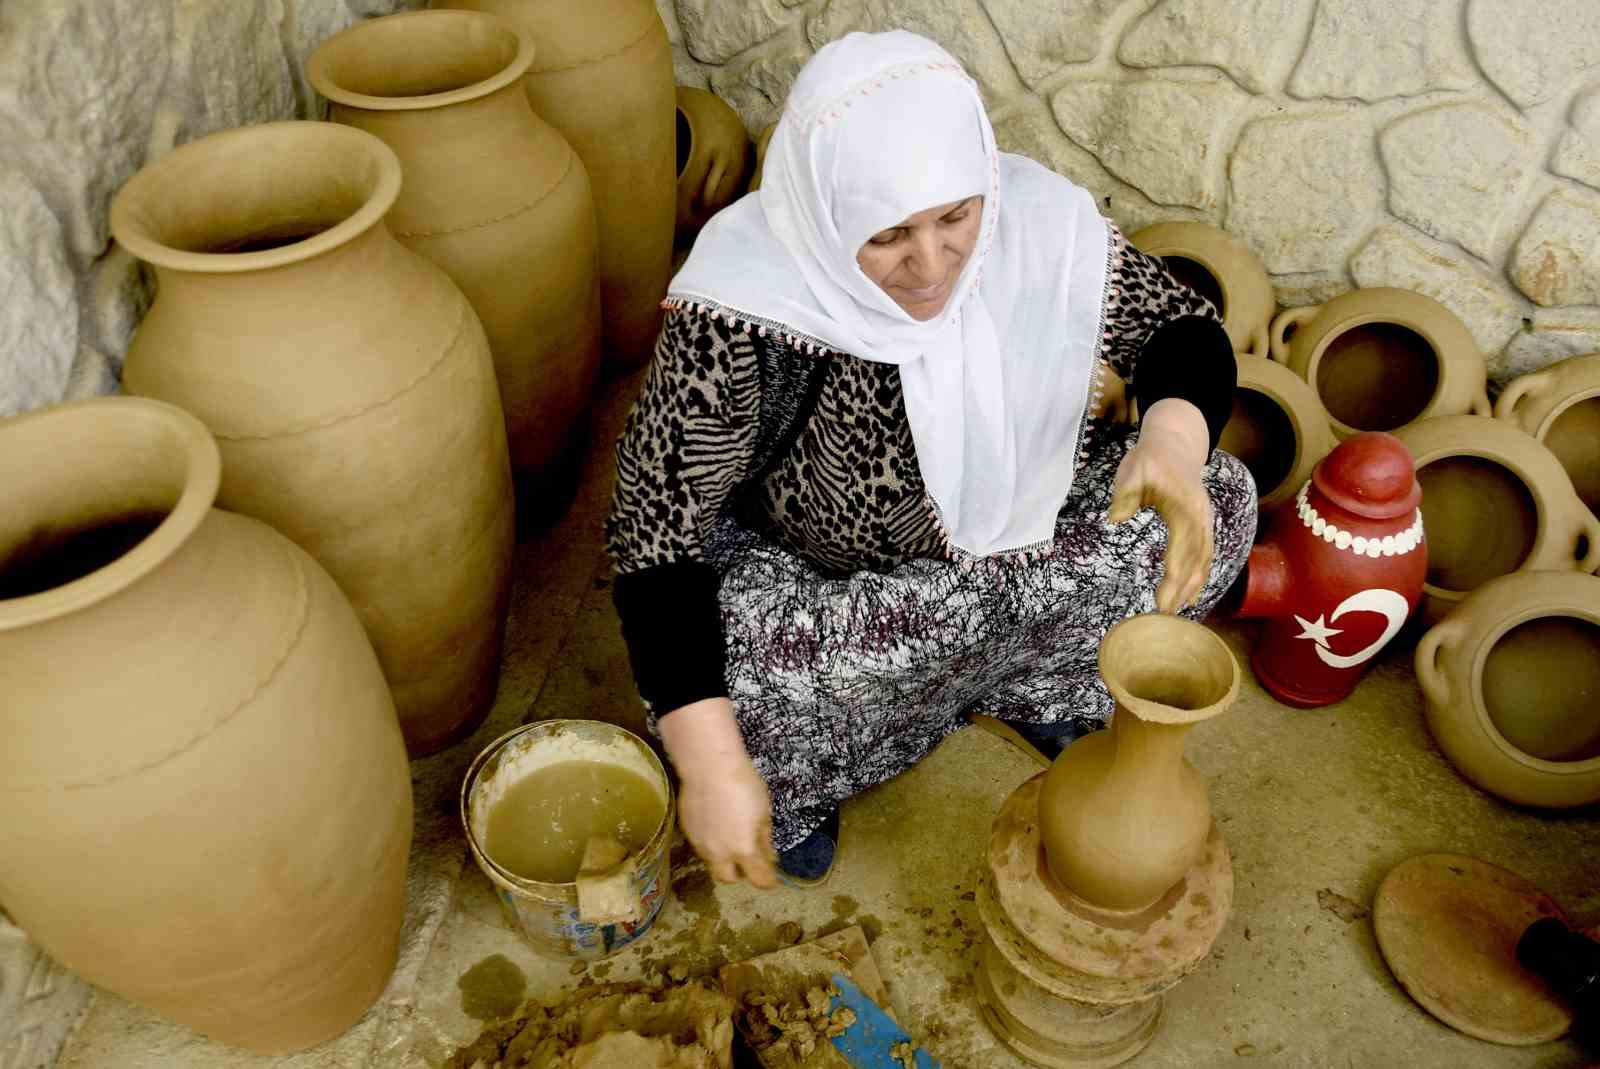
{"left": 1374, "top": 853, "right": 1572, "bottom": 1045}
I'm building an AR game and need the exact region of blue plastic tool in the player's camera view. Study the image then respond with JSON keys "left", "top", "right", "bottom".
{"left": 827, "top": 973, "right": 940, "bottom": 1068}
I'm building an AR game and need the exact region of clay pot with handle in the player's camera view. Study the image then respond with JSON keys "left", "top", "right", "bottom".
{"left": 1270, "top": 288, "right": 1491, "bottom": 439}
{"left": 112, "top": 121, "right": 515, "bottom": 757}
{"left": 1494, "top": 352, "right": 1600, "bottom": 522}
{"left": 0, "top": 398, "right": 412, "bottom": 1053}
{"left": 433, "top": 0, "right": 675, "bottom": 372}
{"left": 1128, "top": 221, "right": 1276, "bottom": 359}
{"left": 1393, "top": 415, "right": 1600, "bottom": 626}
{"left": 309, "top": 10, "right": 602, "bottom": 511}
{"left": 748, "top": 122, "right": 776, "bottom": 193}
{"left": 1221, "top": 354, "right": 1338, "bottom": 511}
{"left": 1415, "top": 570, "right": 1600, "bottom": 808}
{"left": 674, "top": 86, "right": 752, "bottom": 239}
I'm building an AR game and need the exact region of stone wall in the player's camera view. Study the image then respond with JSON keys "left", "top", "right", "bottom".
{"left": 0, "top": 0, "right": 420, "bottom": 420}
{"left": 2, "top": 0, "right": 1598, "bottom": 419}
{"left": 659, "top": 0, "right": 1600, "bottom": 384}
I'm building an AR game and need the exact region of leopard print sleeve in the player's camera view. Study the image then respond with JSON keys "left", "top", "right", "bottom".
{"left": 607, "top": 308, "right": 762, "bottom": 573}
{"left": 1098, "top": 225, "right": 1223, "bottom": 383}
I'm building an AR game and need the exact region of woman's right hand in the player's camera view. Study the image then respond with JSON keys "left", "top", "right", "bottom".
{"left": 658, "top": 697, "right": 780, "bottom": 889}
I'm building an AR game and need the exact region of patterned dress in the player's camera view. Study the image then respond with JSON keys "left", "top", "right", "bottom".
{"left": 607, "top": 226, "right": 1256, "bottom": 849}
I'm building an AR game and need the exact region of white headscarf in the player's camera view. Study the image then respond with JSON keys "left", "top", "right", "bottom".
{"left": 670, "top": 30, "right": 1110, "bottom": 559}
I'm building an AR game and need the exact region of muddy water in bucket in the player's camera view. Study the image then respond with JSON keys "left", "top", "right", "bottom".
{"left": 463, "top": 720, "right": 674, "bottom": 960}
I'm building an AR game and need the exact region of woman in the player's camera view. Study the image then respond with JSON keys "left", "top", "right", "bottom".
{"left": 606, "top": 31, "right": 1253, "bottom": 889}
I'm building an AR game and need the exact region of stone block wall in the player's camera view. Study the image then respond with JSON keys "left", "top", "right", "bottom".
{"left": 660, "top": 0, "right": 1600, "bottom": 384}
{"left": 2, "top": 0, "right": 1598, "bottom": 418}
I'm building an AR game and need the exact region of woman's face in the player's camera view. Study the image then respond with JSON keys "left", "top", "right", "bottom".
{"left": 855, "top": 196, "right": 983, "bottom": 321}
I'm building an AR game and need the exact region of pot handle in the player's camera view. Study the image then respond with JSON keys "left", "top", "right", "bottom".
{"left": 1269, "top": 307, "right": 1318, "bottom": 365}
{"left": 1413, "top": 621, "right": 1456, "bottom": 706}
{"left": 1469, "top": 385, "right": 1492, "bottom": 418}
{"left": 1246, "top": 321, "right": 1271, "bottom": 361}
{"left": 1577, "top": 513, "right": 1600, "bottom": 574}
{"left": 1493, "top": 371, "right": 1545, "bottom": 423}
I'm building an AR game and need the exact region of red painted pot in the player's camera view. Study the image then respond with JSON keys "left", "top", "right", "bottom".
{"left": 1232, "top": 432, "right": 1428, "bottom": 707}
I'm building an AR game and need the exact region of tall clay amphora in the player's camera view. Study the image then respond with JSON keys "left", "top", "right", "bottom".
{"left": 0, "top": 398, "right": 412, "bottom": 1053}
{"left": 433, "top": 0, "right": 675, "bottom": 371}
{"left": 112, "top": 122, "right": 515, "bottom": 757}
{"left": 309, "top": 10, "right": 602, "bottom": 512}
{"left": 1038, "top": 614, "right": 1240, "bottom": 912}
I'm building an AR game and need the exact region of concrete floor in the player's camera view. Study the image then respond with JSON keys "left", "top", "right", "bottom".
{"left": 46, "top": 365, "right": 1600, "bottom": 1069}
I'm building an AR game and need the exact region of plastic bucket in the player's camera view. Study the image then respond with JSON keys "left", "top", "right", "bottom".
{"left": 460, "top": 719, "right": 675, "bottom": 960}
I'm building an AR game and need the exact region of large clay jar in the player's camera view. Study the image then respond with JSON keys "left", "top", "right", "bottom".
{"left": 1038, "top": 613, "right": 1240, "bottom": 913}
{"left": 433, "top": 0, "right": 674, "bottom": 371}
{"left": 675, "top": 86, "right": 753, "bottom": 239}
{"left": 309, "top": 10, "right": 602, "bottom": 506}
{"left": 112, "top": 121, "right": 515, "bottom": 757}
{"left": 0, "top": 397, "right": 412, "bottom": 1053}
{"left": 1393, "top": 415, "right": 1600, "bottom": 626}
{"left": 1416, "top": 571, "right": 1600, "bottom": 808}
{"left": 1495, "top": 352, "right": 1600, "bottom": 521}
{"left": 1128, "top": 222, "right": 1276, "bottom": 359}
{"left": 1221, "top": 354, "right": 1338, "bottom": 511}
{"left": 1271, "top": 288, "right": 1492, "bottom": 439}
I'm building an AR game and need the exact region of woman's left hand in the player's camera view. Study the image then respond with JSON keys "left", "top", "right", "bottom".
{"left": 1107, "top": 398, "right": 1214, "bottom": 614}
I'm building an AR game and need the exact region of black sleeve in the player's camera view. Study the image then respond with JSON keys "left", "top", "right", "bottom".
{"left": 612, "top": 561, "right": 728, "bottom": 716}
{"left": 1132, "top": 314, "right": 1237, "bottom": 453}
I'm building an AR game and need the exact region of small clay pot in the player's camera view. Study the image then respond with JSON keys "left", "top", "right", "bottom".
{"left": 1416, "top": 571, "right": 1600, "bottom": 807}
{"left": 1128, "top": 222, "right": 1275, "bottom": 359}
{"left": 1220, "top": 354, "right": 1337, "bottom": 510}
{"left": 675, "top": 87, "right": 752, "bottom": 238}
{"left": 1393, "top": 415, "right": 1600, "bottom": 626}
{"left": 1495, "top": 352, "right": 1600, "bottom": 522}
{"left": 748, "top": 122, "right": 776, "bottom": 193}
{"left": 1270, "top": 288, "right": 1492, "bottom": 439}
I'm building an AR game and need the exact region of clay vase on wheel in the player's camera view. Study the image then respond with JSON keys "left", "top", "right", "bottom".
{"left": 1271, "top": 288, "right": 1491, "bottom": 439}
{"left": 1221, "top": 354, "right": 1337, "bottom": 512}
{"left": 1495, "top": 352, "right": 1600, "bottom": 522}
{"left": 1038, "top": 613, "right": 1240, "bottom": 913}
{"left": 112, "top": 121, "right": 515, "bottom": 757}
{"left": 433, "top": 0, "right": 674, "bottom": 372}
{"left": 675, "top": 86, "right": 753, "bottom": 240}
{"left": 1393, "top": 415, "right": 1600, "bottom": 626}
{"left": 1416, "top": 571, "right": 1600, "bottom": 808}
{"left": 1129, "top": 221, "right": 1276, "bottom": 359}
{"left": 0, "top": 398, "right": 412, "bottom": 1053}
{"left": 309, "top": 10, "right": 602, "bottom": 516}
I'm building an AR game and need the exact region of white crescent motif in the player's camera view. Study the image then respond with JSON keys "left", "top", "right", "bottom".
{"left": 1301, "top": 588, "right": 1411, "bottom": 669}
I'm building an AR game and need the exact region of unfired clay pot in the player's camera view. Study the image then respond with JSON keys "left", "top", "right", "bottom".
{"left": 433, "top": 0, "right": 675, "bottom": 371}
{"left": 748, "top": 122, "right": 776, "bottom": 193}
{"left": 1495, "top": 352, "right": 1600, "bottom": 521}
{"left": 0, "top": 397, "right": 412, "bottom": 1053}
{"left": 1393, "top": 415, "right": 1600, "bottom": 626}
{"left": 1221, "top": 354, "right": 1337, "bottom": 511}
{"left": 309, "top": 10, "right": 602, "bottom": 500}
{"left": 1416, "top": 571, "right": 1600, "bottom": 807}
{"left": 1128, "top": 222, "right": 1275, "bottom": 359}
{"left": 1038, "top": 613, "right": 1240, "bottom": 913}
{"left": 112, "top": 121, "right": 515, "bottom": 757}
{"left": 1271, "top": 288, "right": 1492, "bottom": 439}
{"left": 675, "top": 86, "right": 752, "bottom": 239}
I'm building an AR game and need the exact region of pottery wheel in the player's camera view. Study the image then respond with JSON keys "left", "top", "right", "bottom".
{"left": 1373, "top": 853, "right": 1572, "bottom": 1045}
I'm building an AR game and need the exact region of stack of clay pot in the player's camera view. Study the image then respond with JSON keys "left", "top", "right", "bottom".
{"left": 0, "top": 398, "right": 412, "bottom": 1053}
{"left": 1405, "top": 351, "right": 1600, "bottom": 809}
{"left": 1130, "top": 222, "right": 1337, "bottom": 512}
{"left": 431, "top": 0, "right": 676, "bottom": 373}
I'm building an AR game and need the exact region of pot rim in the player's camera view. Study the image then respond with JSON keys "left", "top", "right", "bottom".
{"left": 1534, "top": 385, "right": 1600, "bottom": 442}
{"left": 1296, "top": 309, "right": 1450, "bottom": 437}
{"left": 1469, "top": 599, "right": 1600, "bottom": 774}
{"left": 109, "top": 121, "right": 403, "bottom": 275}
{"left": 1234, "top": 355, "right": 1335, "bottom": 505}
{"left": 1128, "top": 221, "right": 1276, "bottom": 323}
{"left": 0, "top": 398, "right": 221, "bottom": 630}
{"left": 307, "top": 9, "right": 535, "bottom": 115}
{"left": 1098, "top": 614, "right": 1240, "bottom": 725}
{"left": 1407, "top": 432, "right": 1575, "bottom": 604}
{"left": 458, "top": 718, "right": 676, "bottom": 896}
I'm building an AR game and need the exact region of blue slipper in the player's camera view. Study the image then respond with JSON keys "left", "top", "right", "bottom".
{"left": 778, "top": 808, "right": 840, "bottom": 887}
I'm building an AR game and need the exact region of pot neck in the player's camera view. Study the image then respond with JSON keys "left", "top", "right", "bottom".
{"left": 1105, "top": 710, "right": 1194, "bottom": 783}
{"left": 148, "top": 222, "right": 401, "bottom": 311}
